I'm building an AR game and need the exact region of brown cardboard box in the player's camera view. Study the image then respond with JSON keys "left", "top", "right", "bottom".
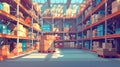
{"left": 92, "top": 29, "right": 97, "bottom": 37}
{"left": 102, "top": 43, "right": 112, "bottom": 49}
{"left": 112, "top": 1, "right": 120, "bottom": 13}
{"left": 45, "top": 35, "right": 55, "bottom": 40}
{"left": 44, "top": 40, "right": 54, "bottom": 51}
{"left": 0, "top": 45, "right": 10, "bottom": 56}
{"left": 64, "top": 28, "right": 69, "bottom": 32}
{"left": 97, "top": 48, "right": 117, "bottom": 56}
{"left": 93, "top": 41, "right": 99, "bottom": 51}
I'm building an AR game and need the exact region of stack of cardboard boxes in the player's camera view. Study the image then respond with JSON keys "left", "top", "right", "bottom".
{"left": 92, "top": 14, "right": 104, "bottom": 24}
{"left": 41, "top": 35, "right": 55, "bottom": 52}
{"left": 97, "top": 42, "right": 117, "bottom": 56}
{"left": 64, "top": 42, "right": 75, "bottom": 48}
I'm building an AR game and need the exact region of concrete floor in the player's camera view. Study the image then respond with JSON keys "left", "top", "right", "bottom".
{"left": 0, "top": 49, "right": 120, "bottom": 67}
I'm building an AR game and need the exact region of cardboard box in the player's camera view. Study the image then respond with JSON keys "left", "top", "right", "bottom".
{"left": 44, "top": 40, "right": 54, "bottom": 51}
{"left": 102, "top": 43, "right": 113, "bottom": 49}
{"left": 0, "top": 45, "right": 10, "bottom": 56}
{"left": 97, "top": 48, "right": 117, "bottom": 56}
{"left": 112, "top": 1, "right": 120, "bottom": 13}
{"left": 0, "top": 2, "right": 4, "bottom": 10}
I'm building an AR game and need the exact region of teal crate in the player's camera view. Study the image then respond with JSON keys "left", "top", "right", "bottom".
{"left": 7, "top": 29, "right": 11, "bottom": 34}
{"left": 22, "top": 41, "right": 26, "bottom": 51}
{"left": 85, "top": 41, "right": 90, "bottom": 49}
{"left": 98, "top": 11, "right": 105, "bottom": 15}
{"left": 0, "top": 24, "right": 7, "bottom": 34}
{"left": 116, "top": 28, "right": 120, "bottom": 34}
{"left": 96, "top": 0, "right": 101, "bottom": 5}
{"left": 64, "top": 23, "right": 70, "bottom": 28}
{"left": 7, "top": 27, "right": 11, "bottom": 34}
{"left": 0, "top": 2, "right": 4, "bottom": 10}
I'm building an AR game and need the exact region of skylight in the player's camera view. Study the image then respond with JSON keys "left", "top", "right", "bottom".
{"left": 51, "top": 0, "right": 67, "bottom": 3}
{"left": 71, "top": 0, "right": 83, "bottom": 3}
{"left": 32, "top": 0, "right": 47, "bottom": 3}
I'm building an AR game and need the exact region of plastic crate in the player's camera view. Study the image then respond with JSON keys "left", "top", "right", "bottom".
{"left": 116, "top": 28, "right": 120, "bottom": 34}
{"left": 0, "top": 2, "right": 4, "bottom": 10}
{"left": 0, "top": 24, "right": 7, "bottom": 34}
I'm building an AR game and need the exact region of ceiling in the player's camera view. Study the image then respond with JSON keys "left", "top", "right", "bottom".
{"left": 32, "top": 0, "right": 85, "bottom": 17}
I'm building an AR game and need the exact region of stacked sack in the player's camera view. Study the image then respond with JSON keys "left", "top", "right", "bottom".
{"left": 12, "top": 24, "right": 28, "bottom": 37}
{"left": 0, "top": 45, "right": 10, "bottom": 58}
{"left": 33, "top": 23, "right": 41, "bottom": 31}
{"left": 12, "top": 43, "right": 22, "bottom": 54}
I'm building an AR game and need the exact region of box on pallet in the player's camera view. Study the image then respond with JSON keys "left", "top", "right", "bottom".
{"left": 44, "top": 40, "right": 54, "bottom": 51}
{"left": 97, "top": 48, "right": 117, "bottom": 56}
{"left": 0, "top": 45, "right": 10, "bottom": 56}
{"left": 112, "top": 1, "right": 120, "bottom": 13}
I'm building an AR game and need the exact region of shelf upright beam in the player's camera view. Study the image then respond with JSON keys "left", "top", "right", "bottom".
{"left": 16, "top": 0, "right": 20, "bottom": 55}
{"left": 76, "top": 8, "right": 79, "bottom": 48}
{"left": 90, "top": 0, "right": 93, "bottom": 50}
{"left": 52, "top": 16, "right": 55, "bottom": 50}
{"left": 81, "top": 12, "right": 84, "bottom": 48}
{"left": 63, "top": 17, "right": 65, "bottom": 47}
{"left": 105, "top": 0, "right": 108, "bottom": 45}
{"left": 31, "top": 5, "right": 34, "bottom": 49}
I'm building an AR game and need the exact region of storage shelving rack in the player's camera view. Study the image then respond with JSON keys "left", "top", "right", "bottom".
{"left": 41, "top": 16, "right": 77, "bottom": 49}
{"left": 0, "top": 0, "right": 41, "bottom": 60}
{"left": 78, "top": 0, "right": 120, "bottom": 57}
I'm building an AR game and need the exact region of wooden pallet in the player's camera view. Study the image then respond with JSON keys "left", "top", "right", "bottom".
{"left": 48, "top": 50, "right": 55, "bottom": 53}
{"left": 0, "top": 56, "right": 3, "bottom": 61}
{"left": 98, "top": 55, "right": 117, "bottom": 58}
{"left": 90, "top": 50, "right": 97, "bottom": 53}
{"left": 39, "top": 50, "right": 55, "bottom": 53}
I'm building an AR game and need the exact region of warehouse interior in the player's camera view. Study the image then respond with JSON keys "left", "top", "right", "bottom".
{"left": 1, "top": 0, "right": 120, "bottom": 67}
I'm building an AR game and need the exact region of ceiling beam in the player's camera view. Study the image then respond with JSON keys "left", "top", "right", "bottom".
{"left": 66, "top": 0, "right": 71, "bottom": 9}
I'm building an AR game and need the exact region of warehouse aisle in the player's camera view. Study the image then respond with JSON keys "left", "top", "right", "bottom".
{"left": 0, "top": 49, "right": 120, "bottom": 67}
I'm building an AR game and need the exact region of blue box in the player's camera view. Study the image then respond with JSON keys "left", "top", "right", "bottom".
{"left": 0, "top": 24, "right": 7, "bottom": 34}
{"left": 85, "top": 41, "right": 90, "bottom": 49}
{"left": 98, "top": 11, "right": 105, "bottom": 15}
{"left": 64, "top": 23, "right": 70, "bottom": 28}
{"left": 22, "top": 41, "right": 26, "bottom": 51}
{"left": 116, "top": 28, "right": 120, "bottom": 34}
{"left": 96, "top": 0, "right": 101, "bottom": 5}
{"left": 0, "top": 2, "right": 4, "bottom": 10}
